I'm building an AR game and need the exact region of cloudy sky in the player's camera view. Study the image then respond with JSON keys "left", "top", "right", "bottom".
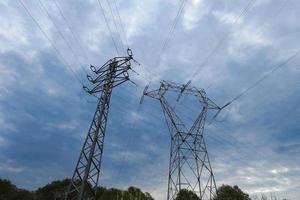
{"left": 0, "top": 0, "right": 300, "bottom": 199}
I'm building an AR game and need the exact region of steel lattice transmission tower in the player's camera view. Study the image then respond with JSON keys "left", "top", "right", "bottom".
{"left": 141, "top": 81, "right": 222, "bottom": 200}
{"left": 65, "top": 49, "right": 137, "bottom": 200}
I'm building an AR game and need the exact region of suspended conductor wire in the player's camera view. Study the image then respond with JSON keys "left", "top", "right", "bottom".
{"left": 129, "top": 0, "right": 188, "bottom": 85}
{"left": 207, "top": 49, "right": 299, "bottom": 124}
{"left": 227, "top": 49, "right": 300, "bottom": 105}
{"left": 155, "top": 0, "right": 187, "bottom": 68}
{"left": 53, "top": 0, "right": 90, "bottom": 62}
{"left": 97, "top": 0, "right": 121, "bottom": 55}
{"left": 106, "top": 0, "right": 126, "bottom": 54}
{"left": 159, "top": 0, "right": 187, "bottom": 62}
{"left": 145, "top": 0, "right": 187, "bottom": 86}
{"left": 38, "top": 0, "right": 88, "bottom": 75}
{"left": 173, "top": 0, "right": 257, "bottom": 108}
{"left": 18, "top": 0, "right": 83, "bottom": 86}
{"left": 203, "top": 0, "right": 289, "bottom": 92}
{"left": 188, "top": 0, "right": 257, "bottom": 84}
{"left": 147, "top": 0, "right": 188, "bottom": 82}
{"left": 112, "top": 0, "right": 129, "bottom": 48}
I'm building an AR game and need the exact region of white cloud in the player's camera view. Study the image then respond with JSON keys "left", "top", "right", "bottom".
{"left": 183, "top": 0, "right": 207, "bottom": 30}
{"left": 125, "top": 0, "right": 161, "bottom": 39}
{"left": 109, "top": 150, "right": 147, "bottom": 163}
{"left": 213, "top": 11, "right": 244, "bottom": 25}
{"left": 271, "top": 167, "right": 289, "bottom": 175}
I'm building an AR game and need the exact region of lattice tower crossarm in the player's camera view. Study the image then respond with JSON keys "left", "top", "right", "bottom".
{"left": 142, "top": 81, "right": 221, "bottom": 200}
{"left": 65, "top": 49, "right": 136, "bottom": 200}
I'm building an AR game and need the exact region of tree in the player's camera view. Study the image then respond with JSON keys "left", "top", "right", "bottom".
{"left": 0, "top": 178, "right": 154, "bottom": 200}
{"left": 0, "top": 179, "right": 34, "bottom": 200}
{"left": 96, "top": 186, "right": 154, "bottom": 200}
{"left": 35, "top": 179, "right": 70, "bottom": 200}
{"left": 0, "top": 179, "right": 16, "bottom": 200}
{"left": 10, "top": 189, "right": 34, "bottom": 200}
{"left": 175, "top": 189, "right": 200, "bottom": 200}
{"left": 213, "top": 185, "right": 251, "bottom": 200}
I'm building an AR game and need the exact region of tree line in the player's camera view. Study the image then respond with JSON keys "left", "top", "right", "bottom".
{"left": 0, "top": 178, "right": 288, "bottom": 200}
{"left": 0, "top": 178, "right": 153, "bottom": 200}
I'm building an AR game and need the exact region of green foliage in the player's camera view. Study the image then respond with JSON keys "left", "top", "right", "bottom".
{"left": 0, "top": 178, "right": 154, "bottom": 200}
{"left": 35, "top": 179, "right": 70, "bottom": 200}
{"left": 175, "top": 189, "right": 200, "bottom": 200}
{"left": 96, "top": 186, "right": 154, "bottom": 200}
{"left": 1, "top": 178, "right": 290, "bottom": 200}
{"left": 213, "top": 185, "right": 251, "bottom": 200}
{"left": 9, "top": 189, "right": 35, "bottom": 200}
{"left": 0, "top": 179, "right": 34, "bottom": 200}
{"left": 0, "top": 179, "right": 15, "bottom": 199}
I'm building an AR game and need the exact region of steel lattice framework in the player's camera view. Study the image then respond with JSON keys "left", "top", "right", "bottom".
{"left": 142, "top": 81, "right": 221, "bottom": 200}
{"left": 65, "top": 49, "right": 136, "bottom": 200}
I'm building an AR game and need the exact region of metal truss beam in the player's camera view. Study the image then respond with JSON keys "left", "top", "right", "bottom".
{"left": 65, "top": 49, "right": 136, "bottom": 200}
{"left": 142, "top": 81, "right": 220, "bottom": 200}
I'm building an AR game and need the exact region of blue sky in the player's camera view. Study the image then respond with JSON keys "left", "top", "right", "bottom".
{"left": 0, "top": 0, "right": 300, "bottom": 199}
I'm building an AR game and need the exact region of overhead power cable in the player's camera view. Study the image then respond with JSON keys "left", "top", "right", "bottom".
{"left": 106, "top": 0, "right": 126, "bottom": 54}
{"left": 38, "top": 0, "right": 88, "bottom": 74}
{"left": 112, "top": 0, "right": 129, "bottom": 48}
{"left": 155, "top": 0, "right": 187, "bottom": 68}
{"left": 128, "top": 0, "right": 188, "bottom": 86}
{"left": 144, "top": 0, "right": 187, "bottom": 85}
{"left": 226, "top": 49, "right": 300, "bottom": 105}
{"left": 202, "top": 0, "right": 289, "bottom": 93}
{"left": 186, "top": 0, "right": 257, "bottom": 86}
{"left": 96, "top": 0, "right": 121, "bottom": 55}
{"left": 173, "top": 0, "right": 257, "bottom": 109}
{"left": 18, "top": 0, "right": 83, "bottom": 86}
{"left": 53, "top": 0, "right": 90, "bottom": 62}
{"left": 205, "top": 49, "right": 300, "bottom": 124}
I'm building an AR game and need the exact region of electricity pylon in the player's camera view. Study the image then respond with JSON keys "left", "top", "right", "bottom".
{"left": 141, "top": 81, "right": 222, "bottom": 200}
{"left": 65, "top": 49, "right": 137, "bottom": 200}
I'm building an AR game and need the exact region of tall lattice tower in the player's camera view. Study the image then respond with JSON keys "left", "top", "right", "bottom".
{"left": 65, "top": 49, "right": 137, "bottom": 200}
{"left": 142, "top": 81, "right": 221, "bottom": 200}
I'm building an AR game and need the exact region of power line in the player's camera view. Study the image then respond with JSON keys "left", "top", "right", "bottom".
{"left": 38, "top": 0, "right": 88, "bottom": 74}
{"left": 123, "top": 0, "right": 188, "bottom": 86}
{"left": 227, "top": 49, "right": 300, "bottom": 105}
{"left": 173, "top": 0, "right": 257, "bottom": 108}
{"left": 160, "top": 0, "right": 187, "bottom": 60}
{"left": 106, "top": 0, "right": 126, "bottom": 53}
{"left": 155, "top": 0, "right": 187, "bottom": 69}
{"left": 142, "top": 0, "right": 187, "bottom": 87}
{"left": 112, "top": 0, "right": 129, "bottom": 48}
{"left": 96, "top": 0, "right": 121, "bottom": 55}
{"left": 18, "top": 0, "right": 83, "bottom": 86}
{"left": 188, "top": 0, "right": 257, "bottom": 83}
{"left": 203, "top": 0, "right": 289, "bottom": 93}
{"left": 53, "top": 0, "right": 90, "bottom": 62}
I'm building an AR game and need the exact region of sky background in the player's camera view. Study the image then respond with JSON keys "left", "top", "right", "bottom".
{"left": 0, "top": 0, "right": 300, "bottom": 199}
